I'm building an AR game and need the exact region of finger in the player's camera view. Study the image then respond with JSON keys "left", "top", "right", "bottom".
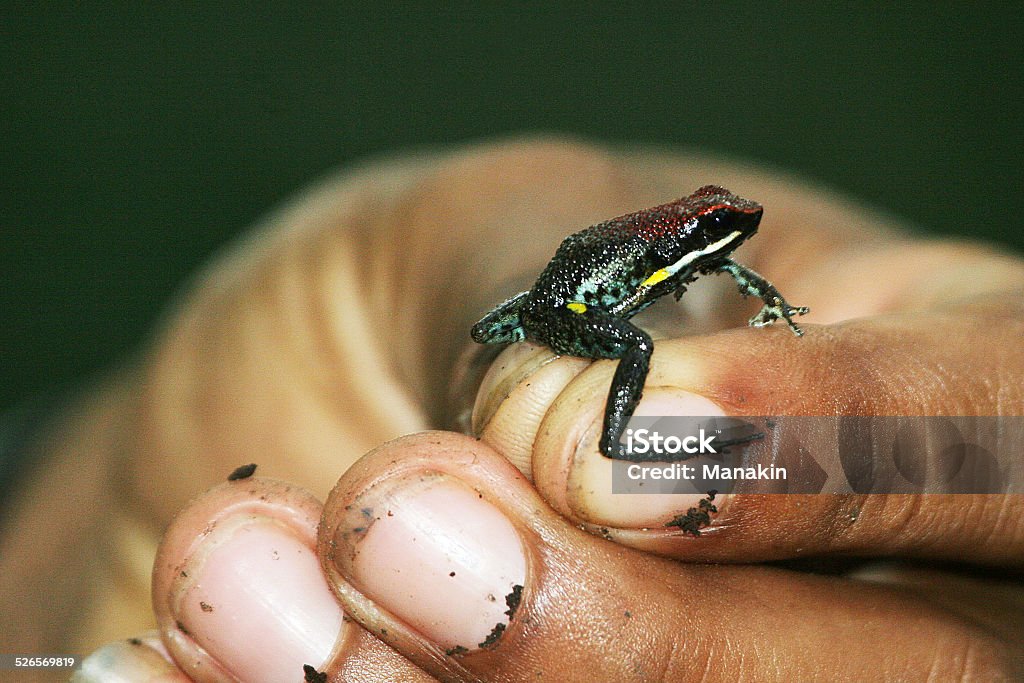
{"left": 318, "top": 432, "right": 1021, "bottom": 681}
{"left": 481, "top": 294, "right": 1024, "bottom": 565}
{"left": 152, "top": 475, "right": 432, "bottom": 682}
{"left": 849, "top": 562, "right": 1024, "bottom": 645}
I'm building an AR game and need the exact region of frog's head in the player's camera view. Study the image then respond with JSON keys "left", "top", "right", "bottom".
{"left": 648, "top": 186, "right": 764, "bottom": 270}
{"left": 690, "top": 185, "right": 763, "bottom": 251}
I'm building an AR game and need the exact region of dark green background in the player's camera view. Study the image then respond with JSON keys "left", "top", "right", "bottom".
{"left": 2, "top": 6, "right": 1022, "bottom": 414}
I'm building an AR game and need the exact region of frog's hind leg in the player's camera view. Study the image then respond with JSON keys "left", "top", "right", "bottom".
{"left": 601, "top": 328, "right": 654, "bottom": 460}
{"left": 716, "top": 259, "right": 810, "bottom": 336}
{"left": 541, "top": 306, "right": 653, "bottom": 460}
{"left": 471, "top": 291, "right": 529, "bottom": 343}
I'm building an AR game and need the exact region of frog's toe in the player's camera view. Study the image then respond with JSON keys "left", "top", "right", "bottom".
{"left": 748, "top": 306, "right": 779, "bottom": 328}
{"left": 779, "top": 305, "right": 810, "bottom": 336}
{"left": 599, "top": 435, "right": 625, "bottom": 459}
{"left": 749, "top": 302, "right": 809, "bottom": 335}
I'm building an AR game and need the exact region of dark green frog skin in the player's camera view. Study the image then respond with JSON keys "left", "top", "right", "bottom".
{"left": 471, "top": 185, "right": 808, "bottom": 460}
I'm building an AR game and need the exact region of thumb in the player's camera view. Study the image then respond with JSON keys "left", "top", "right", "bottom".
{"left": 316, "top": 432, "right": 1011, "bottom": 682}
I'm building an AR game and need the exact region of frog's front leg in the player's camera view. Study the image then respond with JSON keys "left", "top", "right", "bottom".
{"left": 716, "top": 259, "right": 809, "bottom": 336}
{"left": 534, "top": 306, "right": 654, "bottom": 459}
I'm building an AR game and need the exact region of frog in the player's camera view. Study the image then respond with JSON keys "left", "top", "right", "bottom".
{"left": 471, "top": 185, "right": 808, "bottom": 460}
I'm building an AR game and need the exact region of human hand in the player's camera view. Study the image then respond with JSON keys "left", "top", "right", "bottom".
{"left": 90, "top": 429, "right": 1024, "bottom": 681}
{"left": 41, "top": 139, "right": 1024, "bottom": 679}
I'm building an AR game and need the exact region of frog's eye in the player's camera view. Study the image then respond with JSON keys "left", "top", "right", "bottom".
{"left": 701, "top": 208, "right": 738, "bottom": 236}
{"left": 710, "top": 209, "right": 732, "bottom": 227}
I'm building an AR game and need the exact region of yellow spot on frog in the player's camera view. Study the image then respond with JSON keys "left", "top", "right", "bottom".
{"left": 641, "top": 268, "right": 670, "bottom": 287}
{"left": 567, "top": 302, "right": 587, "bottom": 314}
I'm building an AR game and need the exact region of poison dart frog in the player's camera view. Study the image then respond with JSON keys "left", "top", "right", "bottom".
{"left": 471, "top": 185, "right": 808, "bottom": 460}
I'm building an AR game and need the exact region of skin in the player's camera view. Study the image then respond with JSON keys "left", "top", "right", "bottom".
{"left": 2, "top": 139, "right": 1023, "bottom": 681}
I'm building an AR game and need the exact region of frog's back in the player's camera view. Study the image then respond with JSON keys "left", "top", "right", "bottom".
{"left": 526, "top": 229, "right": 649, "bottom": 310}
{"left": 523, "top": 186, "right": 758, "bottom": 316}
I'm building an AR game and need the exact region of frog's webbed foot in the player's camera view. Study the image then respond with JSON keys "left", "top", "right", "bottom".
{"left": 749, "top": 301, "right": 810, "bottom": 333}
{"left": 471, "top": 291, "right": 529, "bottom": 344}
{"left": 716, "top": 259, "right": 809, "bottom": 336}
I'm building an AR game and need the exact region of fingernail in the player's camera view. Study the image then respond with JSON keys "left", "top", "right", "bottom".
{"left": 568, "top": 389, "right": 730, "bottom": 529}
{"left": 332, "top": 473, "right": 527, "bottom": 654}
{"left": 172, "top": 515, "right": 347, "bottom": 682}
{"left": 73, "top": 632, "right": 190, "bottom": 682}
